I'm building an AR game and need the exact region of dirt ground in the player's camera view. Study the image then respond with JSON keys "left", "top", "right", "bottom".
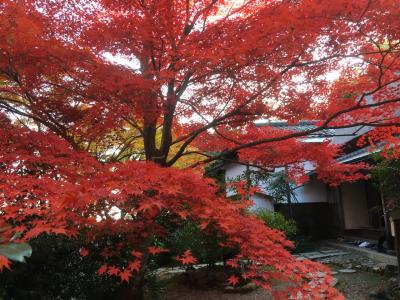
{"left": 158, "top": 244, "right": 394, "bottom": 300}
{"left": 161, "top": 286, "right": 272, "bottom": 300}
{"left": 334, "top": 271, "right": 389, "bottom": 300}
{"left": 159, "top": 270, "right": 389, "bottom": 300}
{"left": 159, "top": 275, "right": 273, "bottom": 300}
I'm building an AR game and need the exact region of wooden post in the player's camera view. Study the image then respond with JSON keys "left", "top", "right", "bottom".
{"left": 245, "top": 164, "right": 251, "bottom": 200}
{"left": 390, "top": 210, "right": 400, "bottom": 275}
{"left": 394, "top": 220, "right": 400, "bottom": 276}
{"left": 284, "top": 165, "right": 293, "bottom": 219}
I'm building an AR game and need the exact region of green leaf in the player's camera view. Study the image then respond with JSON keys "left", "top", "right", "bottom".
{"left": 0, "top": 243, "right": 32, "bottom": 263}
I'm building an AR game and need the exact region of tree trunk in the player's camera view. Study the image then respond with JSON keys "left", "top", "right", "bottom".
{"left": 379, "top": 184, "right": 393, "bottom": 249}
{"left": 130, "top": 278, "right": 145, "bottom": 300}
{"left": 129, "top": 253, "right": 150, "bottom": 299}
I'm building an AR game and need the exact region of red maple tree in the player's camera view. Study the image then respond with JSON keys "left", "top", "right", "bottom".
{"left": 1, "top": 0, "right": 400, "bottom": 298}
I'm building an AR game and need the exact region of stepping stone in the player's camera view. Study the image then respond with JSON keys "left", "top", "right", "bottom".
{"left": 168, "top": 269, "right": 185, "bottom": 274}
{"left": 304, "top": 253, "right": 333, "bottom": 259}
{"left": 320, "top": 251, "right": 348, "bottom": 256}
{"left": 320, "top": 250, "right": 346, "bottom": 254}
{"left": 339, "top": 268, "right": 356, "bottom": 273}
{"left": 301, "top": 252, "right": 322, "bottom": 257}
{"left": 299, "top": 251, "right": 349, "bottom": 260}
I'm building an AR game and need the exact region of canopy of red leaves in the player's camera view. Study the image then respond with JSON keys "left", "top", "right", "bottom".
{"left": 0, "top": 116, "right": 340, "bottom": 297}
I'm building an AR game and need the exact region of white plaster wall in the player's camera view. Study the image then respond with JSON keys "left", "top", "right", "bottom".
{"left": 225, "top": 163, "right": 328, "bottom": 204}
{"left": 293, "top": 180, "right": 328, "bottom": 203}
{"left": 224, "top": 164, "right": 274, "bottom": 211}
{"left": 225, "top": 163, "right": 247, "bottom": 181}
{"left": 340, "top": 181, "right": 370, "bottom": 229}
{"left": 251, "top": 194, "right": 274, "bottom": 212}
{"left": 225, "top": 163, "right": 247, "bottom": 197}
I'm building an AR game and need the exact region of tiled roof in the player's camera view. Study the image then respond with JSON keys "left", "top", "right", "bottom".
{"left": 337, "top": 145, "right": 382, "bottom": 163}
{"left": 337, "top": 147, "right": 371, "bottom": 163}
{"left": 256, "top": 121, "right": 336, "bottom": 137}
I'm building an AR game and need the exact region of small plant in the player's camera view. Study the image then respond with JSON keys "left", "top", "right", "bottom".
{"left": 371, "top": 156, "right": 400, "bottom": 209}
{"left": 254, "top": 210, "right": 297, "bottom": 241}
{"left": 165, "top": 220, "right": 237, "bottom": 266}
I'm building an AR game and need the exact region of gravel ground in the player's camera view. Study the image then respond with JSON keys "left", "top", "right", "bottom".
{"left": 158, "top": 246, "right": 393, "bottom": 300}
{"left": 334, "top": 271, "right": 388, "bottom": 300}
{"left": 158, "top": 270, "right": 273, "bottom": 300}
{"left": 160, "top": 285, "right": 272, "bottom": 300}
{"left": 159, "top": 272, "right": 388, "bottom": 300}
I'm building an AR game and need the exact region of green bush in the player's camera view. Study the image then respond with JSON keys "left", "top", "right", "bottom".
{"left": 254, "top": 210, "right": 297, "bottom": 240}
{"left": 0, "top": 234, "right": 123, "bottom": 300}
{"left": 164, "top": 220, "right": 238, "bottom": 266}
{"left": 371, "top": 156, "right": 400, "bottom": 209}
{"left": 150, "top": 211, "right": 239, "bottom": 268}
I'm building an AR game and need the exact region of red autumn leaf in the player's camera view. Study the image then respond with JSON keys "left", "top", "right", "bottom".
{"left": 148, "top": 246, "right": 169, "bottom": 255}
{"left": 79, "top": 248, "right": 89, "bottom": 257}
{"left": 199, "top": 221, "right": 209, "bottom": 230}
{"left": 127, "top": 260, "right": 141, "bottom": 272}
{"left": 226, "top": 259, "right": 239, "bottom": 268}
{"left": 51, "top": 228, "right": 68, "bottom": 235}
{"left": 97, "top": 264, "right": 108, "bottom": 275}
{"left": 119, "top": 269, "right": 132, "bottom": 283}
{"left": 107, "top": 266, "right": 120, "bottom": 276}
{"left": 227, "top": 275, "right": 240, "bottom": 286}
{"left": 0, "top": 255, "right": 11, "bottom": 272}
{"left": 176, "top": 250, "right": 197, "bottom": 265}
{"left": 24, "top": 224, "right": 52, "bottom": 239}
{"left": 131, "top": 250, "right": 143, "bottom": 258}
{"left": 137, "top": 200, "right": 164, "bottom": 212}
{"left": 177, "top": 210, "right": 190, "bottom": 220}
{"left": 100, "top": 248, "right": 113, "bottom": 258}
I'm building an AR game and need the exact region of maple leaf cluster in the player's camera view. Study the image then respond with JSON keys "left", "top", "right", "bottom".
{"left": 0, "top": 0, "right": 399, "bottom": 169}
{"left": 176, "top": 250, "right": 197, "bottom": 265}
{"left": 0, "top": 116, "right": 342, "bottom": 298}
{"left": 230, "top": 124, "right": 369, "bottom": 186}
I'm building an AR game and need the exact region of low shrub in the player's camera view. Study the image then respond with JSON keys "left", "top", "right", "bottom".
{"left": 254, "top": 209, "right": 297, "bottom": 241}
